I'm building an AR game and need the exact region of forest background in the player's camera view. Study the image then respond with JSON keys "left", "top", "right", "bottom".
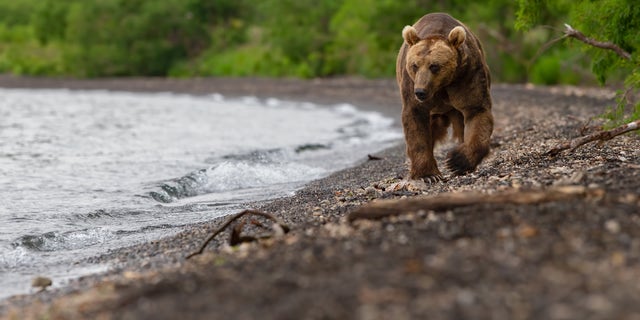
{"left": 0, "top": 0, "right": 636, "bottom": 90}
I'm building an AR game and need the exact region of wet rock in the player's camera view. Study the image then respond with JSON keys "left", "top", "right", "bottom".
{"left": 31, "top": 276, "right": 52, "bottom": 292}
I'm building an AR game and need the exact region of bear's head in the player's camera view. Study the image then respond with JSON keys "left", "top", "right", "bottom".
{"left": 402, "top": 25, "right": 466, "bottom": 101}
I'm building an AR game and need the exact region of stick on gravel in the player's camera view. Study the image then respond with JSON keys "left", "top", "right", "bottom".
{"left": 186, "top": 209, "right": 289, "bottom": 259}
{"left": 348, "top": 186, "right": 602, "bottom": 222}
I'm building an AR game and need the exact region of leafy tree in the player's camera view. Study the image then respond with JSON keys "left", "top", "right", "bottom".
{"left": 516, "top": 0, "right": 640, "bottom": 126}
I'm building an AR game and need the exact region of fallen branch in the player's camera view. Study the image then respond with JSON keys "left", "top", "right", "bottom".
{"left": 563, "top": 24, "right": 632, "bottom": 61}
{"left": 348, "top": 186, "right": 600, "bottom": 222}
{"left": 547, "top": 119, "right": 640, "bottom": 156}
{"left": 186, "top": 209, "right": 290, "bottom": 259}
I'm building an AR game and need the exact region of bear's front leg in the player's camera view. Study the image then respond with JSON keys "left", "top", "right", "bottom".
{"left": 402, "top": 105, "right": 442, "bottom": 182}
{"left": 446, "top": 106, "right": 493, "bottom": 175}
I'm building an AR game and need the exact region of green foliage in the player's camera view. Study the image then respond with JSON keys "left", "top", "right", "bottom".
{"left": 517, "top": 0, "right": 640, "bottom": 127}
{"left": 171, "top": 45, "right": 308, "bottom": 78}
{"left": 61, "top": 0, "right": 214, "bottom": 76}
{"left": 0, "top": 0, "right": 632, "bottom": 89}
{"left": 0, "top": 0, "right": 245, "bottom": 76}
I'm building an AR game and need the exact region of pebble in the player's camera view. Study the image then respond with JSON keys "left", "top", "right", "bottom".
{"left": 364, "top": 186, "right": 378, "bottom": 198}
{"left": 456, "top": 290, "right": 476, "bottom": 306}
{"left": 604, "top": 219, "right": 620, "bottom": 234}
{"left": 516, "top": 224, "right": 538, "bottom": 238}
{"left": 444, "top": 210, "right": 455, "bottom": 222}
{"left": 31, "top": 276, "right": 52, "bottom": 291}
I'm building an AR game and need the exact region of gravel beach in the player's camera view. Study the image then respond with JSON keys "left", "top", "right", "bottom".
{"left": 1, "top": 76, "right": 639, "bottom": 319}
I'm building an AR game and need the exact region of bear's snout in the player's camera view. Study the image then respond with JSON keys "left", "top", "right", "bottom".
{"left": 414, "top": 88, "right": 427, "bottom": 101}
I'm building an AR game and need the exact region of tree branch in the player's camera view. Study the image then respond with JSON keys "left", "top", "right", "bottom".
{"left": 563, "top": 24, "right": 632, "bottom": 61}
{"left": 547, "top": 119, "right": 640, "bottom": 156}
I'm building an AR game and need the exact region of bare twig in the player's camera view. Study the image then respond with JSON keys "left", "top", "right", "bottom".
{"left": 348, "top": 186, "right": 600, "bottom": 222}
{"left": 186, "top": 209, "right": 289, "bottom": 259}
{"left": 547, "top": 119, "right": 640, "bottom": 156}
{"left": 530, "top": 34, "right": 568, "bottom": 64}
{"left": 563, "top": 24, "right": 632, "bottom": 61}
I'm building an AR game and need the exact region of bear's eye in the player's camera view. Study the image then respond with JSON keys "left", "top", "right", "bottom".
{"left": 429, "top": 64, "right": 440, "bottom": 74}
{"left": 411, "top": 63, "right": 419, "bottom": 73}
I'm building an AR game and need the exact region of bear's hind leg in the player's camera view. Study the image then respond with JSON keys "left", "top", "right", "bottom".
{"left": 446, "top": 108, "right": 493, "bottom": 175}
{"left": 448, "top": 109, "right": 465, "bottom": 143}
{"left": 430, "top": 114, "right": 451, "bottom": 144}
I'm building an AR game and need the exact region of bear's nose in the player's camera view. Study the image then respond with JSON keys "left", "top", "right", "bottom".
{"left": 414, "top": 88, "right": 427, "bottom": 101}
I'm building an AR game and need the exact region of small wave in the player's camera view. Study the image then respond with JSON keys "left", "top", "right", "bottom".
{"left": 13, "top": 228, "right": 114, "bottom": 252}
{"left": 149, "top": 169, "right": 210, "bottom": 203}
{"left": 218, "top": 148, "right": 286, "bottom": 163}
{"left": 0, "top": 245, "right": 31, "bottom": 270}
{"left": 204, "top": 161, "right": 325, "bottom": 191}
{"left": 150, "top": 158, "right": 325, "bottom": 203}
{"left": 72, "top": 208, "right": 151, "bottom": 221}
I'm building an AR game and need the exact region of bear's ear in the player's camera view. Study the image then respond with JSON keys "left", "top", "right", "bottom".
{"left": 402, "top": 26, "right": 420, "bottom": 46}
{"left": 448, "top": 26, "right": 466, "bottom": 48}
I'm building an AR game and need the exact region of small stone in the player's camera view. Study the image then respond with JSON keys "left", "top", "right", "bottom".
{"left": 324, "top": 223, "right": 352, "bottom": 237}
{"left": 456, "top": 290, "right": 476, "bottom": 306}
{"left": 585, "top": 294, "right": 613, "bottom": 312}
{"left": 517, "top": 224, "right": 538, "bottom": 238}
{"left": 497, "top": 227, "right": 512, "bottom": 238}
{"left": 272, "top": 223, "right": 286, "bottom": 237}
{"left": 32, "top": 276, "right": 52, "bottom": 292}
{"left": 605, "top": 219, "right": 620, "bottom": 234}
{"left": 610, "top": 251, "right": 626, "bottom": 267}
{"left": 364, "top": 186, "right": 377, "bottom": 197}
{"left": 397, "top": 233, "right": 409, "bottom": 244}
{"left": 445, "top": 210, "right": 455, "bottom": 221}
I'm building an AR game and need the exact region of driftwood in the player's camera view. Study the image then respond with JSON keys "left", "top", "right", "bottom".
{"left": 186, "top": 209, "right": 290, "bottom": 259}
{"left": 547, "top": 119, "right": 640, "bottom": 156}
{"left": 348, "top": 186, "right": 601, "bottom": 222}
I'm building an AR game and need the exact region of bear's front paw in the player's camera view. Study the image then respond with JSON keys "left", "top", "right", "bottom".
{"left": 446, "top": 149, "right": 475, "bottom": 175}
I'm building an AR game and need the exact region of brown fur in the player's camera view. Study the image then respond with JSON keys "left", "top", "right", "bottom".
{"left": 396, "top": 13, "right": 494, "bottom": 180}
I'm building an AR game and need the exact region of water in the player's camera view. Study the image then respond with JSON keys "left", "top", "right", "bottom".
{"left": 0, "top": 88, "right": 401, "bottom": 299}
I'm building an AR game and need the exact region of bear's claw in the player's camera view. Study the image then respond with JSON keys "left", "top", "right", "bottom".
{"left": 422, "top": 174, "right": 443, "bottom": 184}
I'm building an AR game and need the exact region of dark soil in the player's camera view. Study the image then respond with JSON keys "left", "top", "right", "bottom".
{"left": 1, "top": 76, "right": 639, "bottom": 320}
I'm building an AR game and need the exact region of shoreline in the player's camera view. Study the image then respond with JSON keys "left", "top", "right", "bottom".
{"left": 0, "top": 75, "right": 404, "bottom": 301}
{"left": 0, "top": 75, "right": 405, "bottom": 307}
{"left": 2, "top": 76, "right": 639, "bottom": 319}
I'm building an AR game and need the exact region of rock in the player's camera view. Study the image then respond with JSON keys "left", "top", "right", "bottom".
{"left": 604, "top": 220, "right": 620, "bottom": 234}
{"left": 31, "top": 276, "right": 52, "bottom": 292}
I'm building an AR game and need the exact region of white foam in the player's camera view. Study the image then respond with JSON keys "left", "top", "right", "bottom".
{"left": 203, "top": 161, "right": 326, "bottom": 192}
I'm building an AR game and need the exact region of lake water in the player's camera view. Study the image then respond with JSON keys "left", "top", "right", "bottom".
{"left": 0, "top": 88, "right": 402, "bottom": 299}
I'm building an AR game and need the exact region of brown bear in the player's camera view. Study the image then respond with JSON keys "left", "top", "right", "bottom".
{"left": 396, "top": 12, "right": 494, "bottom": 181}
